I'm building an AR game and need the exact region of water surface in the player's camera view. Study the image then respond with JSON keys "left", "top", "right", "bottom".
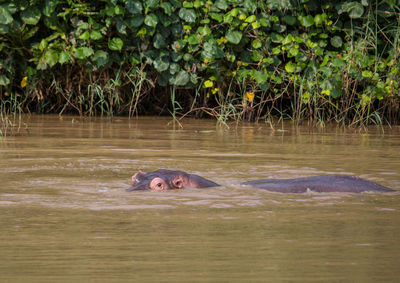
{"left": 1, "top": 115, "right": 399, "bottom": 282}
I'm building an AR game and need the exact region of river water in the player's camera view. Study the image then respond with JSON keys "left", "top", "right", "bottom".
{"left": 1, "top": 115, "right": 399, "bottom": 282}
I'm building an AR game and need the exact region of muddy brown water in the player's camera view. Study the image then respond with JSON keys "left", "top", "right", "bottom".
{"left": 1, "top": 115, "right": 399, "bottom": 282}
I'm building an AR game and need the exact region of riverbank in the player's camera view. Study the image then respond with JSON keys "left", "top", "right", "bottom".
{"left": 1, "top": 1, "right": 399, "bottom": 126}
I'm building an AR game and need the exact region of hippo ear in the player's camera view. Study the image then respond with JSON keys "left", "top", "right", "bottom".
{"left": 131, "top": 170, "right": 147, "bottom": 185}
{"left": 172, "top": 176, "right": 184, "bottom": 189}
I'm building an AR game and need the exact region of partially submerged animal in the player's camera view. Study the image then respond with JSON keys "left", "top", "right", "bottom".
{"left": 127, "top": 169, "right": 394, "bottom": 193}
{"left": 127, "top": 169, "right": 219, "bottom": 191}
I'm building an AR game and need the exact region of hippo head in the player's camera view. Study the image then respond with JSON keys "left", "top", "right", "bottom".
{"left": 127, "top": 169, "right": 219, "bottom": 191}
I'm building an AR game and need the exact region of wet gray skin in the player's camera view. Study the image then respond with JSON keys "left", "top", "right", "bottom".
{"left": 127, "top": 169, "right": 394, "bottom": 193}
{"left": 127, "top": 169, "right": 220, "bottom": 191}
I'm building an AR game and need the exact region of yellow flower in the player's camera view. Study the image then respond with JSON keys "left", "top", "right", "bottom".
{"left": 246, "top": 91, "right": 255, "bottom": 102}
{"left": 21, "top": 76, "right": 28, "bottom": 88}
{"left": 321, "top": 89, "right": 330, "bottom": 96}
{"left": 204, "top": 80, "right": 214, "bottom": 88}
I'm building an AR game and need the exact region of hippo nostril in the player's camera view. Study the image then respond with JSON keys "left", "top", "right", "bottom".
{"left": 126, "top": 184, "right": 149, "bottom": 191}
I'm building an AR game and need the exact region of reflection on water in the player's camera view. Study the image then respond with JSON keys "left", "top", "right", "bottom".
{"left": 1, "top": 115, "right": 399, "bottom": 281}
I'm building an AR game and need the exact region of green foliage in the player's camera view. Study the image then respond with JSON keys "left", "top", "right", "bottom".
{"left": 0, "top": 0, "right": 399, "bottom": 125}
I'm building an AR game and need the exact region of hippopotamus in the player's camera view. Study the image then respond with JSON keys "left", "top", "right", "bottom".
{"left": 127, "top": 169, "right": 394, "bottom": 193}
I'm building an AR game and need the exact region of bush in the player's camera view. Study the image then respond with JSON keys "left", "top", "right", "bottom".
{"left": 0, "top": 0, "right": 399, "bottom": 125}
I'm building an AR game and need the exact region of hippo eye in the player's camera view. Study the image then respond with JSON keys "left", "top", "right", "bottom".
{"left": 150, "top": 177, "right": 166, "bottom": 190}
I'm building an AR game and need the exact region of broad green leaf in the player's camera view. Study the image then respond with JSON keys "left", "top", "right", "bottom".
{"left": 153, "top": 33, "right": 166, "bottom": 49}
{"left": 154, "top": 57, "right": 169, "bottom": 72}
{"left": 129, "top": 54, "right": 140, "bottom": 65}
{"left": 59, "top": 51, "right": 72, "bottom": 64}
{"left": 273, "top": 23, "right": 286, "bottom": 33}
{"left": 198, "top": 25, "right": 211, "bottom": 36}
{"left": 128, "top": 16, "right": 144, "bottom": 28}
{"left": 362, "top": 70, "right": 373, "bottom": 78}
{"left": 44, "top": 49, "right": 59, "bottom": 67}
{"left": 20, "top": 7, "right": 41, "bottom": 25}
{"left": 188, "top": 34, "right": 200, "bottom": 45}
{"left": 190, "top": 73, "right": 198, "bottom": 84}
{"left": 37, "top": 58, "right": 47, "bottom": 70}
{"left": 79, "top": 30, "right": 90, "bottom": 40}
{"left": 252, "top": 39, "right": 262, "bottom": 49}
{"left": 78, "top": 22, "right": 89, "bottom": 29}
{"left": 320, "top": 79, "right": 333, "bottom": 91}
{"left": 342, "top": 2, "right": 364, "bottom": 19}
{"left": 157, "top": 72, "right": 170, "bottom": 87}
{"left": 283, "top": 15, "right": 296, "bottom": 26}
{"left": 210, "top": 13, "right": 223, "bottom": 23}
{"left": 252, "top": 70, "right": 268, "bottom": 84}
{"left": 243, "top": 0, "right": 257, "bottom": 13}
{"left": 160, "top": 2, "right": 172, "bottom": 15}
{"left": 38, "top": 39, "right": 47, "bottom": 52}
{"left": 92, "top": 50, "right": 109, "bottom": 67}
{"left": 259, "top": 18, "right": 269, "bottom": 27}
{"left": 116, "top": 19, "right": 127, "bottom": 34}
{"left": 194, "top": 0, "right": 204, "bottom": 9}
{"left": 288, "top": 47, "right": 299, "bottom": 57}
{"left": 183, "top": 1, "right": 193, "bottom": 8}
{"left": 75, "top": 47, "right": 94, "bottom": 59}
{"left": 282, "top": 34, "right": 294, "bottom": 45}
{"left": 179, "top": 8, "right": 196, "bottom": 22}
{"left": 330, "top": 36, "right": 342, "bottom": 48}
{"left": 145, "top": 0, "right": 159, "bottom": 9}
{"left": 23, "top": 26, "right": 39, "bottom": 40}
{"left": 0, "top": 6, "right": 13, "bottom": 25}
{"left": 225, "top": 30, "right": 242, "bottom": 44}
{"left": 114, "top": 6, "right": 123, "bottom": 16}
{"left": 271, "top": 32, "right": 284, "bottom": 43}
{"left": 0, "top": 75, "right": 10, "bottom": 86}
{"left": 245, "top": 15, "right": 256, "bottom": 23}
{"left": 126, "top": 1, "right": 142, "bottom": 14}
{"left": 331, "top": 88, "right": 341, "bottom": 99}
{"left": 224, "top": 14, "right": 233, "bottom": 23}
{"left": 183, "top": 53, "right": 193, "bottom": 61}
{"left": 215, "top": 0, "right": 228, "bottom": 10}
{"left": 360, "top": 93, "right": 371, "bottom": 106}
{"left": 251, "top": 21, "right": 260, "bottom": 29}
{"left": 252, "top": 50, "right": 263, "bottom": 62}
{"left": 272, "top": 46, "right": 281, "bottom": 55}
{"left": 315, "top": 46, "right": 323, "bottom": 56}
{"left": 299, "top": 15, "right": 314, "bottom": 27}
{"left": 108, "top": 37, "right": 123, "bottom": 51}
{"left": 331, "top": 58, "right": 345, "bottom": 67}
{"left": 169, "top": 63, "right": 180, "bottom": 74}
{"left": 2, "top": 2, "right": 17, "bottom": 14}
{"left": 43, "top": 0, "right": 57, "bottom": 17}
{"left": 90, "top": 30, "right": 103, "bottom": 40}
{"left": 144, "top": 13, "right": 158, "bottom": 27}
{"left": 173, "top": 70, "right": 190, "bottom": 86}
{"left": 229, "top": 8, "right": 239, "bottom": 17}
{"left": 0, "top": 24, "right": 9, "bottom": 34}
{"left": 285, "top": 62, "right": 296, "bottom": 73}
{"left": 314, "top": 14, "right": 324, "bottom": 27}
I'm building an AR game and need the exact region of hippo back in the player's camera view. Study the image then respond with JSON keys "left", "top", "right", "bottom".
{"left": 242, "top": 175, "right": 393, "bottom": 193}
